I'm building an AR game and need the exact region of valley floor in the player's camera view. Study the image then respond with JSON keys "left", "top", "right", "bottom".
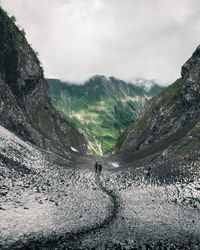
{"left": 0, "top": 126, "right": 200, "bottom": 249}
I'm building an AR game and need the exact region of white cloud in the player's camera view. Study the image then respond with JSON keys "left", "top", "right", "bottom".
{"left": 1, "top": 0, "right": 200, "bottom": 85}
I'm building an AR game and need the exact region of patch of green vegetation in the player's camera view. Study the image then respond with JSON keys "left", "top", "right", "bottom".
{"left": 135, "top": 107, "right": 153, "bottom": 132}
{"left": 44, "top": 78, "right": 50, "bottom": 89}
{"left": 54, "top": 108, "right": 83, "bottom": 137}
{"left": 115, "top": 126, "right": 130, "bottom": 149}
{"left": 20, "top": 28, "right": 26, "bottom": 37}
{"left": 155, "top": 78, "right": 183, "bottom": 105}
{"left": 174, "top": 123, "right": 200, "bottom": 152}
{"left": 0, "top": 7, "right": 45, "bottom": 78}
{"left": 0, "top": 7, "right": 25, "bottom": 40}
{"left": 180, "top": 138, "right": 200, "bottom": 151}
{"left": 96, "top": 135, "right": 116, "bottom": 155}
{"left": 10, "top": 15, "right": 16, "bottom": 23}
{"left": 0, "top": 8, "right": 17, "bottom": 33}
{"left": 48, "top": 77, "right": 163, "bottom": 155}
{"left": 135, "top": 78, "right": 184, "bottom": 133}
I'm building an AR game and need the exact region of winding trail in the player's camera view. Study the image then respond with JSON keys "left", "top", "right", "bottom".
{"left": 10, "top": 172, "right": 120, "bottom": 250}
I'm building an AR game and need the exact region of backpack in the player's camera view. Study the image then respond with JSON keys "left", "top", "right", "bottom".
{"left": 98, "top": 163, "right": 102, "bottom": 170}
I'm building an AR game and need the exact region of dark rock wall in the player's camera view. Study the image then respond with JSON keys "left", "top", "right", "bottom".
{"left": 119, "top": 45, "right": 200, "bottom": 154}
{"left": 0, "top": 8, "right": 86, "bottom": 155}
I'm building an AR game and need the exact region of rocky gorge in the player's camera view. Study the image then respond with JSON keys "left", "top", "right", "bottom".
{"left": 0, "top": 5, "right": 200, "bottom": 250}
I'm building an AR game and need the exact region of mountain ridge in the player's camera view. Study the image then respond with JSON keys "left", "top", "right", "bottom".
{"left": 117, "top": 45, "right": 200, "bottom": 162}
{"left": 0, "top": 5, "right": 200, "bottom": 249}
{"left": 48, "top": 75, "right": 164, "bottom": 155}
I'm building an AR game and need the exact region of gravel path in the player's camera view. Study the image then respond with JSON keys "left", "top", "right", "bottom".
{"left": 0, "top": 170, "right": 120, "bottom": 249}
{"left": 1, "top": 126, "right": 200, "bottom": 249}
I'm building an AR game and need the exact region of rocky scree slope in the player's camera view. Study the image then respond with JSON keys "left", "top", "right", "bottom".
{"left": 118, "top": 45, "right": 200, "bottom": 160}
{"left": 48, "top": 76, "right": 163, "bottom": 155}
{"left": 0, "top": 8, "right": 86, "bottom": 155}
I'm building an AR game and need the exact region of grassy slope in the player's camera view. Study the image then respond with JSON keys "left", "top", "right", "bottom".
{"left": 48, "top": 77, "right": 163, "bottom": 155}
{"left": 134, "top": 78, "right": 183, "bottom": 133}
{"left": 117, "top": 77, "right": 200, "bottom": 153}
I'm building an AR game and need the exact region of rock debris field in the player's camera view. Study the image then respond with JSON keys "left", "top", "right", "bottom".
{"left": 0, "top": 125, "right": 200, "bottom": 249}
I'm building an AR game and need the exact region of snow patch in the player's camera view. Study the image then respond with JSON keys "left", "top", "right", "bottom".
{"left": 111, "top": 162, "right": 120, "bottom": 168}
{"left": 71, "top": 146, "right": 78, "bottom": 152}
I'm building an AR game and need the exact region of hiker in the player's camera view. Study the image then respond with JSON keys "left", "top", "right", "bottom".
{"left": 95, "top": 162, "right": 98, "bottom": 173}
{"left": 98, "top": 163, "right": 102, "bottom": 174}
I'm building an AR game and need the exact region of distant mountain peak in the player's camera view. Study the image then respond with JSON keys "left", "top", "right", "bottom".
{"left": 48, "top": 77, "right": 163, "bottom": 155}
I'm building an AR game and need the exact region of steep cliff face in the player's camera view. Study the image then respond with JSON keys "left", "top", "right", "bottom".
{"left": 118, "top": 45, "right": 200, "bottom": 157}
{"left": 0, "top": 8, "right": 86, "bottom": 155}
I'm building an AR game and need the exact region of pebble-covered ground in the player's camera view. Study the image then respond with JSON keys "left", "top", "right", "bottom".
{"left": 0, "top": 125, "right": 200, "bottom": 249}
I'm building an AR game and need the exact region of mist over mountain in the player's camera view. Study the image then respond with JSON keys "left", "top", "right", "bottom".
{"left": 2, "top": 0, "right": 200, "bottom": 85}
{"left": 0, "top": 4, "right": 200, "bottom": 250}
{"left": 48, "top": 76, "right": 163, "bottom": 155}
{"left": 117, "top": 45, "right": 200, "bottom": 163}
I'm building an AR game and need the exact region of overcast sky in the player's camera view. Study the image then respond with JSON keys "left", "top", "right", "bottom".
{"left": 1, "top": 0, "right": 200, "bottom": 85}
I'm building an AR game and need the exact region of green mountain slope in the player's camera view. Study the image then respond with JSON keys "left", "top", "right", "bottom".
{"left": 48, "top": 75, "right": 164, "bottom": 155}
{"left": 117, "top": 45, "right": 200, "bottom": 161}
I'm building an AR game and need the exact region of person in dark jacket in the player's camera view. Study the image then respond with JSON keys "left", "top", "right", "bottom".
{"left": 98, "top": 163, "right": 102, "bottom": 174}
{"left": 95, "top": 162, "right": 98, "bottom": 173}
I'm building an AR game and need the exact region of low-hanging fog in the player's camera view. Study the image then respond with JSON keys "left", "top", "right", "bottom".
{"left": 2, "top": 0, "right": 200, "bottom": 85}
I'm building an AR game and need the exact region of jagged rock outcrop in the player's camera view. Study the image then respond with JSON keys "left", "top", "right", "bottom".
{"left": 118, "top": 45, "right": 200, "bottom": 159}
{"left": 0, "top": 8, "right": 86, "bottom": 155}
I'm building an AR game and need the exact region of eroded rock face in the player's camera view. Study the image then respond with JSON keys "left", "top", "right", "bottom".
{"left": 181, "top": 45, "right": 200, "bottom": 79}
{"left": 0, "top": 8, "right": 86, "bottom": 155}
{"left": 119, "top": 45, "right": 200, "bottom": 156}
